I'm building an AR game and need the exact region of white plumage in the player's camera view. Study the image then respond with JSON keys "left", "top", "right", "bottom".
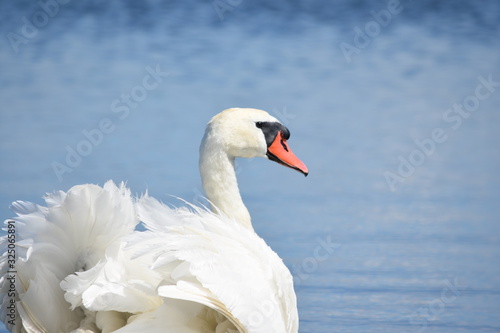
{"left": 0, "top": 108, "right": 308, "bottom": 333}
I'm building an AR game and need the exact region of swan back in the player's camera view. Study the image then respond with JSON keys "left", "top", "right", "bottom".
{"left": 132, "top": 194, "right": 299, "bottom": 333}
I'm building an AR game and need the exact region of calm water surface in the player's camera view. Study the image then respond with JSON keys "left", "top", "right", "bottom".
{"left": 1, "top": 1, "right": 499, "bottom": 332}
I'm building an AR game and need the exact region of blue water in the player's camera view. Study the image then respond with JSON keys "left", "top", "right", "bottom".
{"left": 1, "top": 0, "right": 500, "bottom": 332}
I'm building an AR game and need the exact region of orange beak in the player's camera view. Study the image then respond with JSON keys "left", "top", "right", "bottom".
{"left": 267, "top": 131, "right": 308, "bottom": 176}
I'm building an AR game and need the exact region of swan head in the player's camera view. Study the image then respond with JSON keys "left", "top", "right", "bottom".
{"left": 202, "top": 108, "right": 308, "bottom": 176}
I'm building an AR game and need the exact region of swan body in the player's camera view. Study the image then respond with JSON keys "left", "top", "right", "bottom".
{"left": 0, "top": 108, "right": 308, "bottom": 333}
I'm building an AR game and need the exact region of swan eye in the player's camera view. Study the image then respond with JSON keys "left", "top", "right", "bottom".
{"left": 280, "top": 139, "right": 289, "bottom": 152}
{"left": 255, "top": 122, "right": 263, "bottom": 128}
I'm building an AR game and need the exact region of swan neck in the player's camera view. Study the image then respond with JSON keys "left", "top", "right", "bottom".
{"left": 200, "top": 140, "right": 253, "bottom": 230}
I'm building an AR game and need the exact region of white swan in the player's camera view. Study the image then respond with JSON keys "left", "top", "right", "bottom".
{"left": 0, "top": 108, "right": 308, "bottom": 333}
